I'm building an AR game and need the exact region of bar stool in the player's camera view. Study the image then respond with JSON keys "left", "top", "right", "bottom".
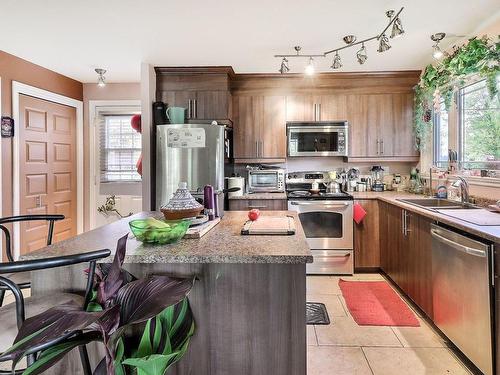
{"left": 0, "top": 215, "right": 65, "bottom": 306}
{"left": 0, "top": 248, "right": 111, "bottom": 374}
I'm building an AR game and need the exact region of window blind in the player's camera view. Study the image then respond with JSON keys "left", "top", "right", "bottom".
{"left": 99, "top": 114, "right": 142, "bottom": 182}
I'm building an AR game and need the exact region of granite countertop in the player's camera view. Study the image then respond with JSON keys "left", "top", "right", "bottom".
{"left": 23, "top": 211, "right": 313, "bottom": 264}
{"left": 353, "top": 191, "right": 500, "bottom": 242}
{"left": 229, "top": 192, "right": 288, "bottom": 200}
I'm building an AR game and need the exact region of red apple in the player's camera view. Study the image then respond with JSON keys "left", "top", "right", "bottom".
{"left": 248, "top": 209, "right": 260, "bottom": 221}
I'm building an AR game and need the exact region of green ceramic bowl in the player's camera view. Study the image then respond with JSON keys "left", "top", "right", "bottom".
{"left": 129, "top": 217, "right": 190, "bottom": 244}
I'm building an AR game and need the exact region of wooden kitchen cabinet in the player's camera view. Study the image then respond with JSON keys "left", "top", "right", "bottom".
{"left": 233, "top": 95, "right": 286, "bottom": 162}
{"left": 346, "top": 93, "right": 419, "bottom": 160}
{"left": 380, "top": 202, "right": 433, "bottom": 318}
{"left": 285, "top": 95, "right": 348, "bottom": 122}
{"left": 156, "top": 69, "right": 233, "bottom": 121}
{"left": 160, "top": 89, "right": 231, "bottom": 120}
{"left": 354, "top": 199, "right": 380, "bottom": 270}
{"left": 228, "top": 199, "right": 288, "bottom": 211}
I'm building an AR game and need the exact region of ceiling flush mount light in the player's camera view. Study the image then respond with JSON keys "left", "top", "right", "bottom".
{"left": 279, "top": 58, "right": 290, "bottom": 74}
{"left": 356, "top": 44, "right": 368, "bottom": 64}
{"left": 431, "top": 33, "right": 446, "bottom": 60}
{"left": 305, "top": 57, "right": 315, "bottom": 75}
{"left": 274, "top": 7, "right": 405, "bottom": 74}
{"left": 378, "top": 34, "right": 391, "bottom": 52}
{"left": 343, "top": 35, "right": 357, "bottom": 45}
{"left": 331, "top": 52, "right": 342, "bottom": 69}
{"left": 95, "top": 68, "right": 106, "bottom": 87}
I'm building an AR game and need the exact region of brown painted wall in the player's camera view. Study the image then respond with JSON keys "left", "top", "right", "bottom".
{"left": 0, "top": 50, "right": 83, "bottom": 258}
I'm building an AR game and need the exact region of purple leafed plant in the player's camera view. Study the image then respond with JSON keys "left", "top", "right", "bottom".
{"left": 1, "top": 234, "right": 195, "bottom": 375}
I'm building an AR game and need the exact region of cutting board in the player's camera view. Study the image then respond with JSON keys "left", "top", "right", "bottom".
{"left": 241, "top": 215, "right": 296, "bottom": 235}
{"left": 185, "top": 217, "right": 220, "bottom": 238}
{"left": 436, "top": 209, "right": 500, "bottom": 226}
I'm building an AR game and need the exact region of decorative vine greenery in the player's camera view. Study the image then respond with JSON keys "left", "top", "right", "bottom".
{"left": 413, "top": 35, "right": 499, "bottom": 150}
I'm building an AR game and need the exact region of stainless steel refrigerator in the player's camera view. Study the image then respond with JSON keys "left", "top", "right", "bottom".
{"left": 156, "top": 124, "right": 225, "bottom": 210}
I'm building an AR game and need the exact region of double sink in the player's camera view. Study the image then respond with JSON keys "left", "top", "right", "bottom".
{"left": 398, "top": 198, "right": 480, "bottom": 210}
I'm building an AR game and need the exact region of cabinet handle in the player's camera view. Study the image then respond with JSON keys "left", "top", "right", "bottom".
{"left": 188, "top": 100, "right": 193, "bottom": 119}
{"left": 376, "top": 139, "right": 380, "bottom": 155}
{"left": 193, "top": 99, "right": 197, "bottom": 119}
{"left": 380, "top": 139, "right": 384, "bottom": 155}
{"left": 401, "top": 209, "right": 405, "bottom": 235}
{"left": 317, "top": 103, "right": 321, "bottom": 121}
{"left": 260, "top": 140, "right": 263, "bottom": 157}
{"left": 256, "top": 141, "right": 259, "bottom": 157}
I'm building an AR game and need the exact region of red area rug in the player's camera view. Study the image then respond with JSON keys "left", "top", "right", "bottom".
{"left": 339, "top": 279, "right": 420, "bottom": 327}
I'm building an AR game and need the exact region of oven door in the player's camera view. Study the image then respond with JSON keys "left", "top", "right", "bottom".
{"left": 248, "top": 171, "right": 281, "bottom": 192}
{"left": 288, "top": 200, "right": 353, "bottom": 249}
{"left": 287, "top": 126, "right": 347, "bottom": 157}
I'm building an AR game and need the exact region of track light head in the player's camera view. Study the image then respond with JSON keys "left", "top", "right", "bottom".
{"left": 304, "top": 57, "right": 315, "bottom": 75}
{"left": 378, "top": 34, "right": 391, "bottom": 53}
{"left": 356, "top": 44, "right": 368, "bottom": 65}
{"left": 279, "top": 58, "right": 290, "bottom": 74}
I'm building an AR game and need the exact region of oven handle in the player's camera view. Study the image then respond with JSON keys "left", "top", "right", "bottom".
{"left": 290, "top": 201, "right": 349, "bottom": 207}
{"left": 327, "top": 251, "right": 351, "bottom": 257}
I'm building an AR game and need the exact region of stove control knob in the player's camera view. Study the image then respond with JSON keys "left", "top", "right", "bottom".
{"left": 293, "top": 174, "right": 298, "bottom": 178}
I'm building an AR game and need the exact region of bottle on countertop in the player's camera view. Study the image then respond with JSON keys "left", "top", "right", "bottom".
{"left": 204, "top": 185, "right": 215, "bottom": 220}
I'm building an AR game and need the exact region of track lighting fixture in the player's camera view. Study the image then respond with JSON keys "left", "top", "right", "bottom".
{"left": 279, "top": 58, "right": 290, "bottom": 74}
{"left": 274, "top": 7, "right": 404, "bottom": 73}
{"left": 356, "top": 44, "right": 368, "bottom": 65}
{"left": 95, "top": 68, "right": 106, "bottom": 87}
{"left": 304, "top": 57, "right": 315, "bottom": 75}
{"left": 331, "top": 52, "right": 342, "bottom": 69}
{"left": 378, "top": 34, "right": 391, "bottom": 52}
{"left": 430, "top": 33, "right": 446, "bottom": 60}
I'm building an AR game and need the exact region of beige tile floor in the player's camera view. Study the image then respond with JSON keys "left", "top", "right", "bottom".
{"left": 307, "top": 273, "right": 472, "bottom": 375}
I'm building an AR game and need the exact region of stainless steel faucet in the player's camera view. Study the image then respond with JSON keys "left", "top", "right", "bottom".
{"left": 452, "top": 176, "right": 469, "bottom": 204}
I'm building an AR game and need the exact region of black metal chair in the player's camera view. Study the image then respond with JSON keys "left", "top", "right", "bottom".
{"left": 0, "top": 248, "right": 111, "bottom": 374}
{"left": 0, "top": 214, "right": 65, "bottom": 306}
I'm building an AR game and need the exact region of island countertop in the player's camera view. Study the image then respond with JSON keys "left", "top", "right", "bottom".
{"left": 23, "top": 211, "right": 313, "bottom": 264}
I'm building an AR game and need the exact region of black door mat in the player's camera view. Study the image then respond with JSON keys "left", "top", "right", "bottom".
{"left": 306, "top": 302, "right": 330, "bottom": 325}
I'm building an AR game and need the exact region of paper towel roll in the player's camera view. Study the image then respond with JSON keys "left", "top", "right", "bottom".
{"left": 227, "top": 177, "right": 245, "bottom": 198}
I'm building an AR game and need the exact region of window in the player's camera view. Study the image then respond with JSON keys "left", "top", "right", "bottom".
{"left": 433, "top": 100, "right": 449, "bottom": 167}
{"left": 458, "top": 79, "right": 500, "bottom": 170}
{"left": 100, "top": 114, "right": 142, "bottom": 182}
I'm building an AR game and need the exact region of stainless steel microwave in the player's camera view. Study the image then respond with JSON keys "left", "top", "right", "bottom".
{"left": 287, "top": 121, "right": 348, "bottom": 157}
{"left": 247, "top": 169, "right": 285, "bottom": 193}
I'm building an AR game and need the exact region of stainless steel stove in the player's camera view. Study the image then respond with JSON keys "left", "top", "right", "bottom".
{"left": 286, "top": 172, "right": 354, "bottom": 275}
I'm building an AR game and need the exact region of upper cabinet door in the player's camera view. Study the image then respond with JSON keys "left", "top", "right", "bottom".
{"left": 195, "top": 90, "right": 231, "bottom": 120}
{"left": 373, "top": 94, "right": 395, "bottom": 157}
{"left": 347, "top": 94, "right": 378, "bottom": 157}
{"left": 392, "top": 93, "right": 419, "bottom": 157}
{"left": 260, "top": 96, "right": 286, "bottom": 159}
{"left": 159, "top": 90, "right": 192, "bottom": 112}
{"left": 233, "top": 95, "right": 263, "bottom": 159}
{"left": 319, "top": 95, "right": 348, "bottom": 121}
{"left": 285, "top": 95, "right": 314, "bottom": 122}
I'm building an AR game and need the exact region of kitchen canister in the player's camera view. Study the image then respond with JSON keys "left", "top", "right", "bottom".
{"left": 226, "top": 177, "right": 245, "bottom": 198}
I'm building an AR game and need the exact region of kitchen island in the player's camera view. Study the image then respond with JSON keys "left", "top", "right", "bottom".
{"left": 24, "top": 211, "right": 312, "bottom": 375}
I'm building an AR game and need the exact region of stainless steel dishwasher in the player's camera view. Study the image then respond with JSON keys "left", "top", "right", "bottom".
{"left": 431, "top": 224, "right": 494, "bottom": 375}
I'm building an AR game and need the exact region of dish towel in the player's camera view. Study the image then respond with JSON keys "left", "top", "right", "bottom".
{"left": 353, "top": 202, "right": 367, "bottom": 224}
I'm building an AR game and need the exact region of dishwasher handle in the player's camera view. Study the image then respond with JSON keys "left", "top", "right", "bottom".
{"left": 431, "top": 229, "right": 487, "bottom": 257}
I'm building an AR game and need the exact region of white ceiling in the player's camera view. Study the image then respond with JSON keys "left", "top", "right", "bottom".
{"left": 1, "top": 0, "right": 499, "bottom": 82}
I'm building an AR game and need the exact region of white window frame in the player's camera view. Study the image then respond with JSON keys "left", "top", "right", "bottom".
{"left": 100, "top": 114, "right": 142, "bottom": 183}
{"left": 89, "top": 100, "right": 141, "bottom": 229}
